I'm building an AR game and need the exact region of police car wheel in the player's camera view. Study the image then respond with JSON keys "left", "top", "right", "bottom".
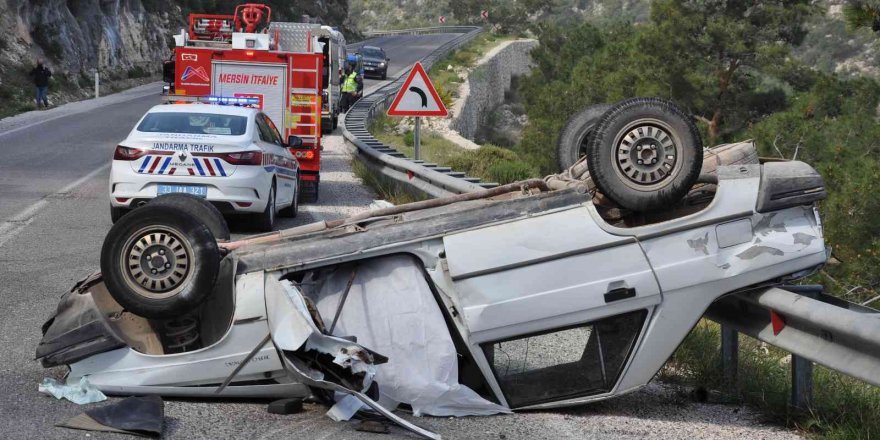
{"left": 279, "top": 180, "right": 299, "bottom": 218}
{"left": 110, "top": 206, "right": 129, "bottom": 224}
{"left": 101, "top": 205, "right": 220, "bottom": 319}
{"left": 253, "top": 183, "right": 276, "bottom": 232}
{"left": 587, "top": 97, "right": 703, "bottom": 212}
{"left": 147, "top": 194, "right": 231, "bottom": 241}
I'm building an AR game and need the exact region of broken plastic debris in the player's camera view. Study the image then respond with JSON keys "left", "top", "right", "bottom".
{"left": 326, "top": 394, "right": 365, "bottom": 422}
{"left": 39, "top": 376, "right": 107, "bottom": 405}
{"left": 57, "top": 395, "right": 164, "bottom": 437}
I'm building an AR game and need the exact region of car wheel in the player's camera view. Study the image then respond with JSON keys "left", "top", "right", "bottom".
{"left": 381, "top": 71, "right": 387, "bottom": 80}
{"left": 110, "top": 206, "right": 129, "bottom": 224}
{"left": 279, "top": 178, "right": 299, "bottom": 218}
{"left": 100, "top": 205, "right": 220, "bottom": 319}
{"left": 587, "top": 97, "right": 703, "bottom": 212}
{"left": 147, "top": 193, "right": 230, "bottom": 241}
{"left": 556, "top": 104, "right": 612, "bottom": 171}
{"left": 253, "top": 183, "right": 276, "bottom": 232}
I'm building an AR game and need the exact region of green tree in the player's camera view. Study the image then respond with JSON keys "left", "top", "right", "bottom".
{"left": 844, "top": 0, "right": 880, "bottom": 32}
{"left": 642, "top": 0, "right": 817, "bottom": 143}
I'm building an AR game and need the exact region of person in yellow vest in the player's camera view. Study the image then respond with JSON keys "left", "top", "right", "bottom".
{"left": 339, "top": 65, "right": 362, "bottom": 113}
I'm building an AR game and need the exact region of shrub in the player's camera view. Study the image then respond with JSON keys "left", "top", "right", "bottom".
{"left": 487, "top": 160, "right": 535, "bottom": 184}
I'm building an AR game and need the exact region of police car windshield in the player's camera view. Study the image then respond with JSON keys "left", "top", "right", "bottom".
{"left": 137, "top": 112, "right": 247, "bottom": 136}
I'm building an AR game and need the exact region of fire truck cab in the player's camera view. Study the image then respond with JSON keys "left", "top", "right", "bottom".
{"left": 168, "top": 4, "right": 324, "bottom": 202}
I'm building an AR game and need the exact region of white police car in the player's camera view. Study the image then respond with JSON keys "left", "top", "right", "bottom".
{"left": 110, "top": 101, "right": 300, "bottom": 232}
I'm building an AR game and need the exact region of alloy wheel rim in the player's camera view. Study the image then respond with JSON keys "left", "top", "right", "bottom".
{"left": 612, "top": 119, "right": 681, "bottom": 191}
{"left": 120, "top": 225, "right": 193, "bottom": 299}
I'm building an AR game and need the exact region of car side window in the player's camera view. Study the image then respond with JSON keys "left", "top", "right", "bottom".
{"left": 263, "top": 115, "right": 284, "bottom": 146}
{"left": 254, "top": 114, "right": 274, "bottom": 144}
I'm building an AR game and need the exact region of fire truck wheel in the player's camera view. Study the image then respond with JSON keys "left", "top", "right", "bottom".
{"left": 556, "top": 103, "right": 612, "bottom": 171}
{"left": 253, "top": 183, "right": 277, "bottom": 232}
{"left": 147, "top": 193, "right": 230, "bottom": 241}
{"left": 279, "top": 180, "right": 299, "bottom": 218}
{"left": 101, "top": 204, "right": 220, "bottom": 319}
{"left": 110, "top": 206, "right": 130, "bottom": 224}
{"left": 587, "top": 97, "right": 703, "bottom": 212}
{"left": 299, "top": 180, "right": 319, "bottom": 203}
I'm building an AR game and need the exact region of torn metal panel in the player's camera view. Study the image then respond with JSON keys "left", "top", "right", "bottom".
{"left": 264, "top": 276, "right": 440, "bottom": 440}
{"left": 309, "top": 255, "right": 510, "bottom": 416}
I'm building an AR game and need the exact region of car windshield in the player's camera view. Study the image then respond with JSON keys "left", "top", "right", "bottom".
{"left": 137, "top": 112, "right": 247, "bottom": 136}
{"left": 361, "top": 48, "right": 384, "bottom": 59}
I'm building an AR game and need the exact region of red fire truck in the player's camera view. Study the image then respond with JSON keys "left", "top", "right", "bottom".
{"left": 166, "top": 4, "right": 324, "bottom": 202}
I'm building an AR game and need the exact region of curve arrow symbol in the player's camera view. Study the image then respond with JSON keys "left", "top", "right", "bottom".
{"left": 408, "top": 86, "right": 428, "bottom": 108}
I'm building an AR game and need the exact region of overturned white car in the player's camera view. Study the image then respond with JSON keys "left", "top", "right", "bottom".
{"left": 37, "top": 99, "right": 836, "bottom": 438}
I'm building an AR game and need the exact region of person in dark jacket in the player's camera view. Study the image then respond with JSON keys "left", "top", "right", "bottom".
{"left": 29, "top": 59, "right": 52, "bottom": 108}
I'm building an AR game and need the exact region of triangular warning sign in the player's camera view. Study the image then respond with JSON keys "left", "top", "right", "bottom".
{"left": 387, "top": 62, "right": 448, "bottom": 117}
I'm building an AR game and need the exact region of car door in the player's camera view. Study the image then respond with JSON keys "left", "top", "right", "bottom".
{"left": 255, "top": 114, "right": 296, "bottom": 207}
{"left": 441, "top": 206, "right": 661, "bottom": 408}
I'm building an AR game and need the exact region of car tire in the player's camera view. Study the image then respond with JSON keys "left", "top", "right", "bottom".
{"left": 110, "top": 206, "right": 129, "bottom": 224}
{"left": 556, "top": 104, "right": 612, "bottom": 171}
{"left": 147, "top": 193, "right": 231, "bottom": 241}
{"left": 381, "top": 71, "right": 387, "bottom": 80}
{"left": 253, "top": 183, "right": 276, "bottom": 232}
{"left": 100, "top": 205, "right": 220, "bottom": 319}
{"left": 587, "top": 97, "right": 703, "bottom": 212}
{"left": 279, "top": 178, "right": 299, "bottom": 218}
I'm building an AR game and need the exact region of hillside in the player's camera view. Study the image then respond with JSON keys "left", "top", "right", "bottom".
{"left": 0, "top": 0, "right": 349, "bottom": 118}
{"left": 348, "top": 0, "right": 879, "bottom": 76}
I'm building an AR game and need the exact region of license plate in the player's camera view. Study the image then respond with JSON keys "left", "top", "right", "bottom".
{"left": 157, "top": 184, "right": 208, "bottom": 198}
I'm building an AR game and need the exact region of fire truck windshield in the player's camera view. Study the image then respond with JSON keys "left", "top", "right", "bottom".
{"left": 137, "top": 113, "right": 248, "bottom": 136}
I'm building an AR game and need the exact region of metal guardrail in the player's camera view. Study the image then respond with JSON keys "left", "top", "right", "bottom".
{"left": 361, "top": 26, "right": 482, "bottom": 38}
{"left": 342, "top": 26, "right": 498, "bottom": 198}
{"left": 705, "top": 285, "right": 880, "bottom": 406}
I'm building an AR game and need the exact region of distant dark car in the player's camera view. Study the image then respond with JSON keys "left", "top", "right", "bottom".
{"left": 359, "top": 45, "right": 389, "bottom": 80}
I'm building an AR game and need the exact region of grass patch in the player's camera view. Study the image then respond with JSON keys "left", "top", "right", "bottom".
{"left": 369, "top": 114, "right": 539, "bottom": 185}
{"left": 351, "top": 157, "right": 428, "bottom": 205}
{"left": 662, "top": 320, "right": 880, "bottom": 439}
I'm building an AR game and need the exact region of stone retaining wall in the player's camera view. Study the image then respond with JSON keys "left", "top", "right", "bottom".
{"left": 449, "top": 39, "right": 538, "bottom": 140}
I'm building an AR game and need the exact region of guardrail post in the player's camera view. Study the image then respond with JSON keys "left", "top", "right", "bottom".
{"left": 720, "top": 325, "right": 738, "bottom": 387}
{"left": 791, "top": 355, "right": 813, "bottom": 410}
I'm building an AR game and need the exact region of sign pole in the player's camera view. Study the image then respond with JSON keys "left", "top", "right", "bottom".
{"left": 414, "top": 117, "right": 421, "bottom": 160}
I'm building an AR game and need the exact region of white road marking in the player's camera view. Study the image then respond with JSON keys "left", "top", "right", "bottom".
{"left": 0, "top": 85, "right": 159, "bottom": 139}
{"left": 0, "top": 164, "right": 110, "bottom": 248}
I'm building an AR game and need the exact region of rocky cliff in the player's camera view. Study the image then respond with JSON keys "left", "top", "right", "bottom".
{"left": 0, "top": 0, "right": 349, "bottom": 116}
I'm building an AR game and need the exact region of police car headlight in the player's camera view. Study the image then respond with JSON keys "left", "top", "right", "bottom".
{"left": 379, "top": 62, "right": 386, "bottom": 67}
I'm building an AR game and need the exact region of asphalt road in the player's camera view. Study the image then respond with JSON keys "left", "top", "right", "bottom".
{"left": 0, "top": 32, "right": 801, "bottom": 440}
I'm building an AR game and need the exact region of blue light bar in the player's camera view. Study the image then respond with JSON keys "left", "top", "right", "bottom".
{"left": 203, "top": 96, "right": 261, "bottom": 106}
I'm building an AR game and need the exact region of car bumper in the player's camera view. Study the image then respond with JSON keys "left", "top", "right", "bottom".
{"left": 109, "top": 161, "right": 271, "bottom": 214}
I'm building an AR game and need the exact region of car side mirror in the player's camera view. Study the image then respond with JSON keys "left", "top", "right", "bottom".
{"left": 287, "top": 135, "right": 303, "bottom": 148}
{"left": 386, "top": 57, "right": 390, "bottom": 62}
